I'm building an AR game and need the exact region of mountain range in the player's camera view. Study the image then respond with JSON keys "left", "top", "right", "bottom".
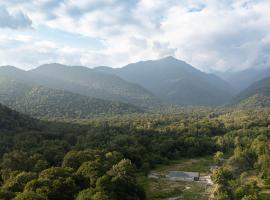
{"left": 1, "top": 56, "right": 269, "bottom": 118}
{"left": 95, "top": 57, "right": 235, "bottom": 106}
{"left": 0, "top": 64, "right": 158, "bottom": 108}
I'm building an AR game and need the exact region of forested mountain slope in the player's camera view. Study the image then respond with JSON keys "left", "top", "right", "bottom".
{"left": 0, "top": 103, "right": 38, "bottom": 131}
{"left": 30, "top": 64, "right": 159, "bottom": 108}
{"left": 0, "top": 77, "right": 141, "bottom": 118}
{"left": 95, "top": 57, "right": 235, "bottom": 106}
{"left": 232, "top": 76, "right": 270, "bottom": 108}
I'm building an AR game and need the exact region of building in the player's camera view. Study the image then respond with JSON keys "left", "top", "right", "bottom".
{"left": 165, "top": 171, "right": 200, "bottom": 181}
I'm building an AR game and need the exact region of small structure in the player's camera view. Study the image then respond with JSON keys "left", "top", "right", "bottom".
{"left": 166, "top": 171, "right": 199, "bottom": 181}
{"left": 200, "top": 175, "right": 213, "bottom": 185}
{"left": 148, "top": 172, "right": 160, "bottom": 179}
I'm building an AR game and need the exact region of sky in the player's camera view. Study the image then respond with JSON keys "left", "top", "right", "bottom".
{"left": 0, "top": 0, "right": 270, "bottom": 72}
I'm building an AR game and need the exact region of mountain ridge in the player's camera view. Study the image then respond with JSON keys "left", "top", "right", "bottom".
{"left": 1, "top": 56, "right": 237, "bottom": 108}
{"left": 95, "top": 56, "right": 235, "bottom": 106}
{"left": 0, "top": 77, "right": 142, "bottom": 118}
{"left": 29, "top": 63, "right": 159, "bottom": 108}
{"left": 232, "top": 76, "right": 270, "bottom": 108}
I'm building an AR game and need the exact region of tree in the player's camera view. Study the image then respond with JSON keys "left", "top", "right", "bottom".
{"left": 0, "top": 189, "right": 15, "bottom": 200}
{"left": 62, "top": 150, "right": 103, "bottom": 170}
{"left": 24, "top": 167, "right": 79, "bottom": 200}
{"left": 214, "top": 151, "right": 224, "bottom": 166}
{"left": 235, "top": 181, "right": 259, "bottom": 200}
{"left": 1, "top": 152, "right": 48, "bottom": 172}
{"left": 76, "top": 159, "right": 105, "bottom": 187}
{"left": 92, "top": 191, "right": 110, "bottom": 200}
{"left": 1, "top": 151, "right": 32, "bottom": 171}
{"left": 106, "top": 159, "right": 145, "bottom": 200}
{"left": 3, "top": 172, "right": 37, "bottom": 192}
{"left": 76, "top": 189, "right": 92, "bottom": 200}
{"left": 14, "top": 191, "right": 47, "bottom": 200}
{"left": 212, "top": 167, "right": 233, "bottom": 186}
{"left": 257, "top": 154, "right": 270, "bottom": 185}
{"left": 241, "top": 195, "right": 258, "bottom": 200}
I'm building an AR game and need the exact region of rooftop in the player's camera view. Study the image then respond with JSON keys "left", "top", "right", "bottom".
{"left": 167, "top": 171, "right": 199, "bottom": 178}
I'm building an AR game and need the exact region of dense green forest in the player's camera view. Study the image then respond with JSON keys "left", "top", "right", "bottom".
{"left": 0, "top": 78, "right": 141, "bottom": 118}
{"left": 2, "top": 58, "right": 270, "bottom": 121}
{"left": 1, "top": 103, "right": 270, "bottom": 199}
{"left": 0, "top": 65, "right": 158, "bottom": 109}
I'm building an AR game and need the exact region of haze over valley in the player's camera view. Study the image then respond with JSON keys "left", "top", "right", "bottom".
{"left": 1, "top": 1, "right": 270, "bottom": 200}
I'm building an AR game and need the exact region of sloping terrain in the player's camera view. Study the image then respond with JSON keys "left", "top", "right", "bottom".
{"left": 232, "top": 76, "right": 270, "bottom": 108}
{"left": 0, "top": 103, "right": 38, "bottom": 130}
{"left": 0, "top": 77, "right": 141, "bottom": 118}
{"left": 30, "top": 64, "right": 159, "bottom": 108}
{"left": 96, "top": 57, "right": 235, "bottom": 106}
{"left": 218, "top": 67, "right": 270, "bottom": 91}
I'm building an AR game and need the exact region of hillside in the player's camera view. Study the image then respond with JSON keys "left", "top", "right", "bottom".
{"left": 0, "top": 77, "right": 141, "bottom": 118}
{"left": 0, "top": 103, "right": 38, "bottom": 131}
{"left": 232, "top": 76, "right": 270, "bottom": 107}
{"left": 95, "top": 57, "right": 235, "bottom": 106}
{"left": 218, "top": 67, "right": 270, "bottom": 91}
{"left": 29, "top": 64, "right": 159, "bottom": 108}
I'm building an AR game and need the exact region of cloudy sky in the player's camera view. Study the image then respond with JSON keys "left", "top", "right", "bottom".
{"left": 0, "top": 0, "right": 270, "bottom": 72}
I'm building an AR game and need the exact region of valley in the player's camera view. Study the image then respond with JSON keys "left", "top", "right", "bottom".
{"left": 2, "top": 1, "right": 270, "bottom": 199}
{"left": 1, "top": 103, "right": 270, "bottom": 199}
{"left": 1, "top": 57, "right": 270, "bottom": 200}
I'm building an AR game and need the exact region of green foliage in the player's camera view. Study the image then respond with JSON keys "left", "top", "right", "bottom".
{"left": 0, "top": 78, "right": 141, "bottom": 118}
{"left": 0, "top": 64, "right": 157, "bottom": 109}
{"left": 76, "top": 188, "right": 92, "bottom": 200}
{"left": 3, "top": 172, "right": 37, "bottom": 192}
{"left": 0, "top": 103, "right": 38, "bottom": 131}
{"left": 92, "top": 191, "right": 110, "bottom": 200}
{"left": 62, "top": 149, "right": 103, "bottom": 170}
{"left": 14, "top": 191, "right": 47, "bottom": 200}
{"left": 2, "top": 102, "right": 270, "bottom": 199}
{"left": 106, "top": 159, "right": 146, "bottom": 200}
{"left": 0, "top": 189, "right": 15, "bottom": 200}
{"left": 24, "top": 167, "right": 79, "bottom": 200}
{"left": 232, "top": 76, "right": 270, "bottom": 108}
{"left": 214, "top": 151, "right": 224, "bottom": 165}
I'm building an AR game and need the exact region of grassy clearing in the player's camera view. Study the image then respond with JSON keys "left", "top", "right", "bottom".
{"left": 139, "top": 177, "right": 210, "bottom": 200}
{"left": 139, "top": 156, "right": 213, "bottom": 200}
{"left": 155, "top": 156, "right": 213, "bottom": 175}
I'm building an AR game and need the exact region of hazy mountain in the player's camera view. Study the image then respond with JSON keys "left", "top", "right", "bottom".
{"left": 0, "top": 77, "right": 141, "bottom": 118}
{"left": 232, "top": 76, "right": 270, "bottom": 108}
{"left": 29, "top": 64, "right": 159, "bottom": 108}
{"left": 95, "top": 56, "right": 235, "bottom": 106}
{"left": 217, "top": 67, "right": 270, "bottom": 92}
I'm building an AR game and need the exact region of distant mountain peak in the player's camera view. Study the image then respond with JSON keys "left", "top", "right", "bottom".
{"left": 0, "top": 65, "right": 24, "bottom": 72}
{"left": 94, "top": 57, "right": 235, "bottom": 106}
{"left": 161, "top": 56, "right": 179, "bottom": 61}
{"left": 162, "top": 55, "right": 175, "bottom": 59}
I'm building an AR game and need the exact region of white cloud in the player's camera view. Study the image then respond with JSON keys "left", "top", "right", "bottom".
{"left": 1, "top": 0, "right": 270, "bottom": 72}
{"left": 0, "top": 5, "right": 32, "bottom": 29}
